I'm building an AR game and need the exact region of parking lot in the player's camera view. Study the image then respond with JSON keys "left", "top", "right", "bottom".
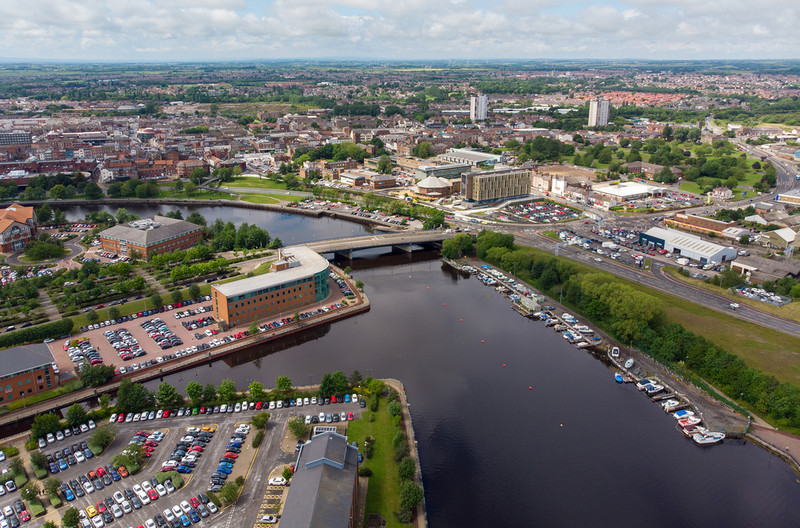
{"left": 493, "top": 200, "right": 582, "bottom": 224}
{"left": 1, "top": 399, "right": 363, "bottom": 528}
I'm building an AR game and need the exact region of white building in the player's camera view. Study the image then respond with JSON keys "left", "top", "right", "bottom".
{"left": 639, "top": 227, "right": 737, "bottom": 264}
{"left": 470, "top": 94, "right": 488, "bottom": 122}
{"left": 588, "top": 99, "right": 610, "bottom": 127}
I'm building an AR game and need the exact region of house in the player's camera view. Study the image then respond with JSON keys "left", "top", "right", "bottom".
{"left": 0, "top": 203, "right": 37, "bottom": 253}
{"left": 711, "top": 187, "right": 734, "bottom": 200}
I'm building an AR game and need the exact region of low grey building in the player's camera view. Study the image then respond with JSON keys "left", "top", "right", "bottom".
{"left": 280, "top": 431, "right": 359, "bottom": 528}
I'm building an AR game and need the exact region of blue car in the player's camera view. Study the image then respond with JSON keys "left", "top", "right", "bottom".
{"left": 49, "top": 462, "right": 59, "bottom": 474}
{"left": 345, "top": 394, "right": 351, "bottom": 403}
{"left": 358, "top": 453, "right": 363, "bottom": 464}
{"left": 83, "top": 448, "right": 94, "bottom": 459}
{"left": 179, "top": 514, "right": 191, "bottom": 527}
{"left": 188, "top": 509, "right": 200, "bottom": 523}
{"left": 176, "top": 466, "right": 192, "bottom": 474}
{"left": 58, "top": 459, "right": 68, "bottom": 471}
{"left": 110, "top": 470, "right": 120, "bottom": 481}
{"left": 65, "top": 488, "right": 75, "bottom": 501}
{"left": 216, "top": 466, "right": 231, "bottom": 474}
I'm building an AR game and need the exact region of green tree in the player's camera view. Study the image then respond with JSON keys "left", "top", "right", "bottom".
{"left": 349, "top": 370, "right": 363, "bottom": 386}
{"left": 276, "top": 376, "right": 292, "bottom": 392}
{"left": 377, "top": 155, "right": 392, "bottom": 174}
{"left": 90, "top": 425, "right": 117, "bottom": 450}
{"left": 62, "top": 508, "right": 81, "bottom": 528}
{"left": 288, "top": 416, "right": 309, "bottom": 438}
{"left": 65, "top": 403, "right": 88, "bottom": 427}
{"left": 20, "top": 481, "right": 39, "bottom": 501}
{"left": 36, "top": 203, "right": 53, "bottom": 224}
{"left": 203, "top": 383, "right": 217, "bottom": 404}
{"left": 108, "top": 306, "right": 120, "bottom": 319}
{"left": 86, "top": 309, "right": 99, "bottom": 324}
{"left": 217, "top": 379, "right": 237, "bottom": 403}
{"left": 31, "top": 413, "right": 62, "bottom": 440}
{"left": 99, "top": 393, "right": 111, "bottom": 412}
{"left": 739, "top": 234, "right": 750, "bottom": 245}
{"left": 186, "top": 381, "right": 203, "bottom": 406}
{"left": 149, "top": 293, "right": 164, "bottom": 308}
{"left": 220, "top": 482, "right": 238, "bottom": 504}
{"left": 49, "top": 184, "right": 66, "bottom": 199}
{"left": 188, "top": 283, "right": 201, "bottom": 298}
{"left": 44, "top": 477, "right": 62, "bottom": 497}
{"left": 412, "top": 142, "right": 433, "bottom": 159}
{"left": 156, "top": 382, "right": 183, "bottom": 408}
{"left": 79, "top": 364, "right": 115, "bottom": 387}
{"left": 248, "top": 381, "right": 264, "bottom": 402}
{"left": 42, "top": 522, "right": 58, "bottom": 528}
{"left": 388, "top": 400, "right": 402, "bottom": 417}
{"left": 189, "top": 167, "right": 208, "bottom": 185}
{"left": 84, "top": 182, "right": 103, "bottom": 199}
{"left": 251, "top": 412, "right": 270, "bottom": 429}
{"left": 400, "top": 480, "right": 424, "bottom": 510}
{"left": 662, "top": 125, "right": 673, "bottom": 139}
{"left": 398, "top": 456, "right": 416, "bottom": 481}
{"left": 184, "top": 181, "right": 198, "bottom": 194}
{"left": 171, "top": 289, "right": 184, "bottom": 303}
{"left": 29, "top": 451, "right": 47, "bottom": 471}
{"left": 9, "top": 457, "right": 23, "bottom": 476}
{"left": 116, "top": 378, "right": 154, "bottom": 413}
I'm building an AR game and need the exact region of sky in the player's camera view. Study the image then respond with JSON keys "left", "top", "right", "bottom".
{"left": 0, "top": 0, "right": 797, "bottom": 62}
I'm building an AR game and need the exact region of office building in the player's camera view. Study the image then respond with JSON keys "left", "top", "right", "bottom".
{"left": 461, "top": 167, "right": 532, "bottom": 203}
{"left": 0, "top": 344, "right": 59, "bottom": 403}
{"left": 588, "top": 99, "right": 610, "bottom": 127}
{"left": 413, "top": 163, "right": 471, "bottom": 181}
{"left": 98, "top": 216, "right": 203, "bottom": 258}
{"left": 0, "top": 203, "right": 37, "bottom": 253}
{"left": 470, "top": 94, "right": 488, "bottom": 121}
{"left": 211, "top": 246, "right": 330, "bottom": 328}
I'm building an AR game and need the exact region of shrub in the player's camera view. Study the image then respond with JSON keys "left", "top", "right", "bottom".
{"left": 282, "top": 467, "right": 293, "bottom": 481}
{"left": 358, "top": 466, "right": 372, "bottom": 477}
{"left": 1, "top": 446, "right": 19, "bottom": 457}
{"left": 235, "top": 475, "right": 244, "bottom": 487}
{"left": 394, "top": 509, "right": 413, "bottom": 524}
{"left": 394, "top": 440, "right": 410, "bottom": 463}
{"left": 387, "top": 400, "right": 402, "bottom": 417}
{"left": 369, "top": 396, "right": 378, "bottom": 412}
{"left": 364, "top": 436, "right": 375, "bottom": 459}
{"left": 252, "top": 431, "right": 264, "bottom": 448}
{"left": 28, "top": 498, "right": 46, "bottom": 517}
{"left": 392, "top": 430, "right": 406, "bottom": 450}
{"left": 48, "top": 494, "right": 62, "bottom": 508}
{"left": 206, "top": 491, "right": 222, "bottom": 508}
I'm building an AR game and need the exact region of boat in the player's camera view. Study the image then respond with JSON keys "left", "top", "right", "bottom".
{"left": 636, "top": 378, "right": 657, "bottom": 390}
{"left": 692, "top": 431, "right": 725, "bottom": 446}
{"left": 643, "top": 384, "right": 664, "bottom": 395}
{"left": 678, "top": 416, "right": 702, "bottom": 427}
{"left": 576, "top": 342, "right": 591, "bottom": 349}
{"left": 624, "top": 358, "right": 634, "bottom": 369}
{"left": 614, "top": 372, "right": 624, "bottom": 383}
{"left": 553, "top": 324, "right": 567, "bottom": 332}
{"left": 611, "top": 347, "right": 620, "bottom": 359}
{"left": 680, "top": 424, "right": 708, "bottom": 438}
{"left": 673, "top": 409, "right": 695, "bottom": 420}
{"left": 661, "top": 399, "right": 681, "bottom": 412}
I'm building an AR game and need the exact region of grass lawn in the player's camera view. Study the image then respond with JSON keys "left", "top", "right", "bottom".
{"left": 347, "top": 398, "right": 404, "bottom": 528}
{"left": 159, "top": 190, "right": 236, "bottom": 200}
{"left": 229, "top": 177, "right": 286, "bottom": 190}
{"left": 241, "top": 195, "right": 280, "bottom": 205}
{"left": 542, "top": 231, "right": 560, "bottom": 240}
{"left": 679, "top": 181, "right": 703, "bottom": 194}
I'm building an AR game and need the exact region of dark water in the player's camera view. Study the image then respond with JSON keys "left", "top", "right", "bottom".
{"left": 60, "top": 206, "right": 800, "bottom": 525}
{"left": 61, "top": 204, "right": 373, "bottom": 245}
{"left": 148, "top": 252, "right": 800, "bottom": 527}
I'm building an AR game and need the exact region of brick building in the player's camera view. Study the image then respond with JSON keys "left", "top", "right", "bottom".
{"left": 0, "top": 203, "right": 37, "bottom": 253}
{"left": 211, "top": 246, "right": 330, "bottom": 328}
{"left": 461, "top": 167, "right": 532, "bottom": 203}
{"left": 98, "top": 216, "right": 203, "bottom": 258}
{"left": 0, "top": 344, "right": 59, "bottom": 403}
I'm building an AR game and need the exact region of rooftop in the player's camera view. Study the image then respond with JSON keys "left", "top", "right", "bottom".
{"left": 594, "top": 181, "right": 657, "bottom": 198}
{"left": 644, "top": 226, "right": 734, "bottom": 257}
{"left": 211, "top": 245, "right": 329, "bottom": 299}
{"left": 0, "top": 343, "right": 55, "bottom": 377}
{"left": 99, "top": 215, "right": 202, "bottom": 246}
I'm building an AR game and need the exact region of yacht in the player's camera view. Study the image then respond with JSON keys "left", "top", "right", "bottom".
{"left": 692, "top": 431, "right": 725, "bottom": 446}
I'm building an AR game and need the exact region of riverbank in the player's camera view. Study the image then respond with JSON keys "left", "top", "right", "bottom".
{"left": 0, "top": 265, "right": 370, "bottom": 435}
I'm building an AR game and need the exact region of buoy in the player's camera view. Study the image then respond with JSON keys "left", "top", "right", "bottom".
{"left": 560, "top": 424, "right": 564, "bottom": 427}
{"left": 528, "top": 386, "right": 532, "bottom": 390}
{"left": 481, "top": 340, "right": 485, "bottom": 343}
{"left": 459, "top": 319, "right": 463, "bottom": 322}
{"left": 502, "top": 364, "right": 506, "bottom": 367}
{"left": 426, "top": 286, "right": 429, "bottom": 290}
{"left": 443, "top": 303, "right": 447, "bottom": 306}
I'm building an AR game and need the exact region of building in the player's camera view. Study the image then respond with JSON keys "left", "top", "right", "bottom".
{"left": 461, "top": 167, "right": 531, "bottom": 203}
{"left": 711, "top": 187, "right": 734, "bottom": 200}
{"left": 440, "top": 148, "right": 502, "bottom": 167}
{"left": 592, "top": 181, "right": 662, "bottom": 202}
{"left": 639, "top": 227, "right": 737, "bottom": 264}
{"left": 98, "top": 216, "right": 204, "bottom": 258}
{"left": 413, "top": 163, "right": 471, "bottom": 181}
{"left": 777, "top": 189, "right": 800, "bottom": 206}
{"left": 0, "top": 344, "right": 59, "bottom": 403}
{"left": 470, "top": 94, "right": 489, "bottom": 122}
{"left": 211, "top": 246, "right": 330, "bottom": 328}
{"left": 364, "top": 173, "right": 396, "bottom": 190}
{"left": 416, "top": 176, "right": 453, "bottom": 196}
{"left": 0, "top": 203, "right": 37, "bottom": 253}
{"left": 761, "top": 227, "right": 797, "bottom": 249}
{"left": 338, "top": 170, "right": 368, "bottom": 187}
{"left": 665, "top": 212, "right": 736, "bottom": 237}
{"left": 280, "top": 431, "right": 359, "bottom": 528}
{"left": 588, "top": 99, "right": 610, "bottom": 127}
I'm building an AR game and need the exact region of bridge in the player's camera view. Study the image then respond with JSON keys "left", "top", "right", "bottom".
{"left": 307, "top": 230, "right": 454, "bottom": 259}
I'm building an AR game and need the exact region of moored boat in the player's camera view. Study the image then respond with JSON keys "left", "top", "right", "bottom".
{"left": 678, "top": 416, "right": 702, "bottom": 427}
{"left": 636, "top": 378, "right": 657, "bottom": 390}
{"left": 624, "top": 358, "right": 634, "bottom": 369}
{"left": 614, "top": 372, "right": 624, "bottom": 383}
{"left": 673, "top": 409, "right": 695, "bottom": 420}
{"left": 692, "top": 431, "right": 725, "bottom": 446}
{"left": 661, "top": 399, "right": 681, "bottom": 412}
{"left": 611, "top": 347, "right": 620, "bottom": 359}
{"left": 643, "top": 384, "right": 664, "bottom": 395}
{"left": 681, "top": 424, "right": 708, "bottom": 438}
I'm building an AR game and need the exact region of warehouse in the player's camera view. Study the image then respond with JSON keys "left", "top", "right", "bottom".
{"left": 211, "top": 245, "right": 330, "bottom": 328}
{"left": 639, "top": 227, "right": 737, "bottom": 264}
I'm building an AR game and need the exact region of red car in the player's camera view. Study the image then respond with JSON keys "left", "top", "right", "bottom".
{"left": 117, "top": 414, "right": 125, "bottom": 422}
{"left": 331, "top": 395, "right": 337, "bottom": 403}
{"left": 199, "top": 407, "right": 206, "bottom": 414}
{"left": 162, "top": 409, "right": 170, "bottom": 418}
{"left": 255, "top": 401, "right": 263, "bottom": 410}
{"left": 189, "top": 446, "right": 203, "bottom": 452}
{"left": 96, "top": 467, "right": 106, "bottom": 476}
{"left": 20, "top": 511, "right": 30, "bottom": 522}
{"left": 96, "top": 502, "right": 107, "bottom": 513}
{"left": 347, "top": 412, "right": 354, "bottom": 421}
{"left": 189, "top": 497, "right": 200, "bottom": 508}
{"left": 147, "top": 489, "right": 158, "bottom": 500}
{"left": 223, "top": 452, "right": 238, "bottom": 459}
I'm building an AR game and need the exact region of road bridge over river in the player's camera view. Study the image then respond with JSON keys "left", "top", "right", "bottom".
{"left": 307, "top": 230, "right": 454, "bottom": 258}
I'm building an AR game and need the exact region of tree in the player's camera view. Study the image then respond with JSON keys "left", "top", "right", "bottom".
{"left": 20, "top": 481, "right": 39, "bottom": 501}
{"left": 184, "top": 181, "right": 198, "bottom": 195}
{"left": 29, "top": 451, "right": 46, "bottom": 471}
{"left": 203, "top": 383, "right": 217, "bottom": 403}
{"left": 36, "top": 203, "right": 53, "bottom": 224}
{"left": 171, "top": 289, "right": 184, "bottom": 303}
{"left": 248, "top": 381, "right": 264, "bottom": 402}
{"left": 739, "top": 234, "right": 750, "bottom": 245}
{"left": 220, "top": 482, "right": 238, "bottom": 504}
{"left": 42, "top": 522, "right": 58, "bottom": 528}
{"left": 108, "top": 306, "right": 120, "bottom": 319}
{"left": 276, "top": 376, "right": 292, "bottom": 392}
{"left": 84, "top": 182, "right": 103, "bottom": 199}
{"left": 116, "top": 378, "right": 154, "bottom": 413}
{"left": 662, "top": 125, "right": 673, "bottom": 140}
{"left": 251, "top": 412, "right": 270, "bottom": 429}
{"left": 186, "top": 381, "right": 203, "bottom": 406}
{"left": 65, "top": 403, "right": 88, "bottom": 427}
{"left": 99, "top": 393, "right": 111, "bottom": 412}
{"left": 398, "top": 456, "right": 416, "bottom": 481}
{"left": 188, "top": 283, "right": 201, "bottom": 298}
{"left": 377, "top": 155, "right": 392, "bottom": 174}
{"left": 79, "top": 364, "right": 115, "bottom": 387}
{"left": 349, "top": 370, "right": 363, "bottom": 386}
{"left": 53, "top": 208, "right": 67, "bottom": 225}
{"left": 288, "top": 416, "right": 309, "bottom": 438}
{"left": 62, "top": 507, "right": 81, "bottom": 528}
{"left": 149, "top": 293, "right": 163, "bottom": 308}
{"left": 189, "top": 167, "right": 208, "bottom": 185}
{"left": 90, "top": 425, "right": 117, "bottom": 451}
{"left": 156, "top": 382, "right": 183, "bottom": 408}
{"left": 9, "top": 457, "right": 23, "bottom": 476}
{"left": 31, "top": 413, "right": 62, "bottom": 440}
{"left": 388, "top": 401, "right": 402, "bottom": 417}
{"left": 86, "top": 309, "right": 99, "bottom": 324}
{"left": 217, "top": 379, "right": 237, "bottom": 403}
{"left": 412, "top": 142, "right": 433, "bottom": 159}
{"left": 44, "top": 477, "right": 62, "bottom": 497}
{"left": 400, "top": 480, "right": 424, "bottom": 510}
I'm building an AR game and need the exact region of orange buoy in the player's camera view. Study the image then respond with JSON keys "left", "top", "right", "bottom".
{"left": 426, "top": 286, "right": 430, "bottom": 290}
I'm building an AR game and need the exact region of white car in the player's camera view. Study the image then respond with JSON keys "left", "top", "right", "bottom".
{"left": 296, "top": 398, "right": 303, "bottom": 407}
{"left": 38, "top": 438, "right": 47, "bottom": 449}
{"left": 75, "top": 451, "right": 86, "bottom": 463}
{"left": 180, "top": 501, "right": 192, "bottom": 514}
{"left": 132, "top": 484, "right": 144, "bottom": 495}
{"left": 268, "top": 477, "right": 287, "bottom": 486}
{"left": 80, "top": 423, "right": 90, "bottom": 433}
{"left": 91, "top": 515, "right": 104, "bottom": 528}
{"left": 220, "top": 404, "right": 227, "bottom": 413}
{"left": 56, "top": 431, "right": 65, "bottom": 441}
{"left": 352, "top": 394, "right": 358, "bottom": 403}
{"left": 111, "top": 504, "right": 123, "bottom": 518}
{"left": 318, "top": 412, "right": 325, "bottom": 422}
{"left": 162, "top": 509, "right": 175, "bottom": 522}
{"left": 171, "top": 505, "right": 182, "bottom": 518}
{"left": 311, "top": 397, "right": 317, "bottom": 405}
{"left": 113, "top": 491, "right": 125, "bottom": 504}
{"left": 156, "top": 484, "right": 167, "bottom": 497}
{"left": 141, "top": 481, "right": 153, "bottom": 492}
{"left": 303, "top": 397, "right": 310, "bottom": 405}
{"left": 185, "top": 427, "right": 200, "bottom": 434}
{"left": 259, "top": 515, "right": 277, "bottom": 524}
{"left": 207, "top": 502, "right": 218, "bottom": 514}
{"left": 305, "top": 415, "right": 312, "bottom": 425}
{"left": 121, "top": 501, "right": 132, "bottom": 514}
{"left": 83, "top": 481, "right": 95, "bottom": 494}
{"left": 145, "top": 520, "right": 156, "bottom": 528}
{"left": 234, "top": 403, "right": 241, "bottom": 412}
{"left": 269, "top": 401, "right": 276, "bottom": 410}
{"left": 156, "top": 410, "right": 163, "bottom": 419}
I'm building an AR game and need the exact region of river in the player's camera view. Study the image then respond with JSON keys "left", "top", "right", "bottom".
{"left": 63, "top": 205, "right": 800, "bottom": 526}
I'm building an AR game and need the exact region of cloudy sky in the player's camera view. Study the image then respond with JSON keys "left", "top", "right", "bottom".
{"left": 0, "top": 0, "right": 797, "bottom": 62}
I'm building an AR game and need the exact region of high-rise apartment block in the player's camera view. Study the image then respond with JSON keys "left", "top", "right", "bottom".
{"left": 470, "top": 94, "right": 488, "bottom": 121}
{"left": 588, "top": 99, "right": 610, "bottom": 127}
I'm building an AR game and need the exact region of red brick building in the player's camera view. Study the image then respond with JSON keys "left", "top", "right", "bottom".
{"left": 98, "top": 216, "right": 203, "bottom": 258}
{"left": 0, "top": 344, "right": 59, "bottom": 403}
{"left": 0, "top": 203, "right": 37, "bottom": 253}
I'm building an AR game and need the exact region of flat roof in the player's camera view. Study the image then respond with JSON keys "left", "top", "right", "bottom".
{"left": 0, "top": 343, "right": 55, "bottom": 377}
{"left": 211, "top": 246, "right": 329, "bottom": 299}
{"left": 644, "top": 227, "right": 733, "bottom": 257}
{"left": 443, "top": 149, "right": 501, "bottom": 162}
{"left": 594, "top": 181, "right": 656, "bottom": 198}
{"left": 99, "top": 216, "right": 202, "bottom": 247}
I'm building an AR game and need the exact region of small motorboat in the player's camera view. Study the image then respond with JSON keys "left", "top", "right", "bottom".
{"left": 661, "top": 399, "right": 681, "bottom": 412}
{"left": 611, "top": 347, "right": 620, "bottom": 359}
{"left": 673, "top": 409, "right": 695, "bottom": 420}
{"left": 681, "top": 424, "right": 707, "bottom": 438}
{"left": 692, "top": 431, "right": 725, "bottom": 446}
{"left": 614, "top": 372, "right": 624, "bottom": 383}
{"left": 643, "top": 384, "right": 664, "bottom": 395}
{"left": 637, "top": 378, "right": 657, "bottom": 390}
{"left": 678, "top": 416, "right": 702, "bottom": 427}
{"left": 624, "top": 358, "right": 634, "bottom": 369}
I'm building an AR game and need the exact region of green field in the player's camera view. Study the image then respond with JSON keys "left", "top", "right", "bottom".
{"left": 240, "top": 195, "right": 281, "bottom": 205}
{"left": 679, "top": 182, "right": 704, "bottom": 194}
{"left": 347, "top": 399, "right": 404, "bottom": 528}
{"left": 228, "top": 177, "right": 286, "bottom": 190}
{"left": 159, "top": 190, "right": 236, "bottom": 200}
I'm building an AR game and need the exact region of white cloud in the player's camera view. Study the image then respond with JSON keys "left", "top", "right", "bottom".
{"left": 0, "top": 0, "right": 796, "bottom": 60}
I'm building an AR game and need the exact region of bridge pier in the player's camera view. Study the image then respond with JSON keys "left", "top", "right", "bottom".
{"left": 391, "top": 243, "right": 415, "bottom": 253}
{"left": 334, "top": 250, "right": 353, "bottom": 260}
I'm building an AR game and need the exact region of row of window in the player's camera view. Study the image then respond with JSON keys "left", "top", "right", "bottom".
{"left": 230, "top": 284, "right": 311, "bottom": 309}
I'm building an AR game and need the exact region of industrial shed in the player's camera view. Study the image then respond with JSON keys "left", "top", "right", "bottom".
{"left": 639, "top": 227, "right": 737, "bottom": 264}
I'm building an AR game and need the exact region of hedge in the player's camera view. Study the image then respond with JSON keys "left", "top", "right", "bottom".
{"left": 0, "top": 318, "right": 73, "bottom": 349}
{"left": 1, "top": 446, "right": 19, "bottom": 457}
{"left": 206, "top": 491, "right": 221, "bottom": 508}
{"left": 33, "top": 468, "right": 48, "bottom": 480}
{"left": 252, "top": 431, "right": 264, "bottom": 448}
{"left": 155, "top": 471, "right": 184, "bottom": 490}
{"left": 14, "top": 473, "right": 28, "bottom": 488}
{"left": 48, "top": 494, "right": 62, "bottom": 508}
{"left": 29, "top": 498, "right": 45, "bottom": 517}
